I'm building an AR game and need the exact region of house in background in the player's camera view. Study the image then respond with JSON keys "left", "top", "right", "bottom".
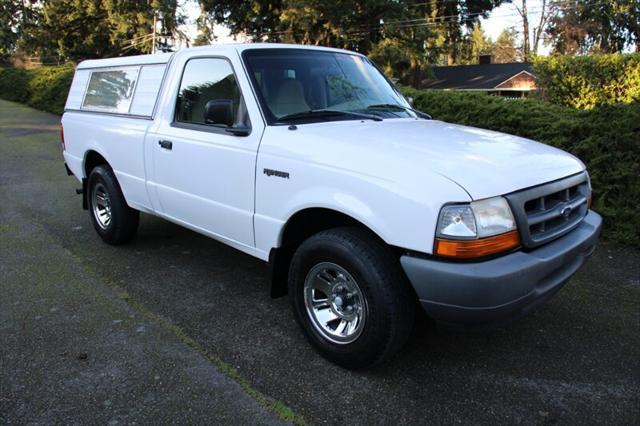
{"left": 423, "top": 56, "right": 537, "bottom": 98}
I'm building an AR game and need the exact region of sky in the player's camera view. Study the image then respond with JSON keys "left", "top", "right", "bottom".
{"left": 480, "top": 0, "right": 551, "bottom": 55}
{"left": 179, "top": 0, "right": 551, "bottom": 55}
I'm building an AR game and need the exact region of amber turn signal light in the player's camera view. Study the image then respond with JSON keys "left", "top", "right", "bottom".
{"left": 435, "top": 230, "right": 520, "bottom": 259}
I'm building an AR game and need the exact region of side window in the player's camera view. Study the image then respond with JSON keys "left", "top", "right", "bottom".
{"left": 129, "top": 64, "right": 166, "bottom": 116}
{"left": 83, "top": 67, "right": 139, "bottom": 113}
{"left": 175, "top": 58, "right": 246, "bottom": 128}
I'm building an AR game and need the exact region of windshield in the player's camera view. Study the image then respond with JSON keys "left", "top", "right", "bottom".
{"left": 241, "top": 48, "right": 415, "bottom": 124}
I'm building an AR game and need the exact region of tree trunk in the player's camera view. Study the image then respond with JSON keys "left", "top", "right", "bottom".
{"left": 522, "top": 0, "right": 530, "bottom": 61}
{"left": 532, "top": 0, "right": 547, "bottom": 55}
{"left": 448, "top": 19, "right": 458, "bottom": 65}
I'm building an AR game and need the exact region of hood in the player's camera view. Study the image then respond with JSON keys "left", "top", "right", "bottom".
{"left": 272, "top": 118, "right": 585, "bottom": 200}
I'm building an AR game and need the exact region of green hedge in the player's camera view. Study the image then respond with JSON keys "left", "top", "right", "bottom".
{"left": 0, "top": 67, "right": 33, "bottom": 104}
{"left": 0, "top": 64, "right": 75, "bottom": 115}
{"left": 533, "top": 53, "right": 640, "bottom": 109}
{"left": 402, "top": 88, "right": 640, "bottom": 245}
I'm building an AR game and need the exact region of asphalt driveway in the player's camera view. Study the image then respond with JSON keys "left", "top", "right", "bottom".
{"left": 1, "top": 99, "right": 638, "bottom": 424}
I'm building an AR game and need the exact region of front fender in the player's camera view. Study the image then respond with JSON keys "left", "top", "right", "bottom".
{"left": 253, "top": 148, "right": 471, "bottom": 255}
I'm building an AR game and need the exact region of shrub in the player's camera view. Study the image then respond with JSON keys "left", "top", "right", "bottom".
{"left": 27, "top": 63, "right": 75, "bottom": 115}
{"left": 0, "top": 67, "right": 32, "bottom": 103}
{"left": 0, "top": 64, "right": 75, "bottom": 115}
{"left": 533, "top": 53, "right": 640, "bottom": 109}
{"left": 401, "top": 88, "right": 640, "bottom": 245}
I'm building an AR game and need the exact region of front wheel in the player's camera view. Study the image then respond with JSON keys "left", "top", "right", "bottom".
{"left": 288, "top": 227, "right": 415, "bottom": 369}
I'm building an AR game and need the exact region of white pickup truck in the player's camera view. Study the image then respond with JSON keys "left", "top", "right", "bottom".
{"left": 62, "top": 43, "right": 602, "bottom": 368}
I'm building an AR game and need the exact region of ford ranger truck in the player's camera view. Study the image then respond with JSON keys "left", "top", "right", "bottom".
{"left": 61, "top": 44, "right": 602, "bottom": 369}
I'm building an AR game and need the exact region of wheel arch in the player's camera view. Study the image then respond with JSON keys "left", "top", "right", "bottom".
{"left": 84, "top": 149, "right": 110, "bottom": 178}
{"left": 81, "top": 150, "right": 111, "bottom": 210}
{"left": 269, "top": 207, "right": 396, "bottom": 298}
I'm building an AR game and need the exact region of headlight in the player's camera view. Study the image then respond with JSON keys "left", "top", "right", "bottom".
{"left": 437, "top": 196, "right": 516, "bottom": 239}
{"left": 435, "top": 196, "right": 520, "bottom": 259}
{"left": 437, "top": 205, "right": 477, "bottom": 238}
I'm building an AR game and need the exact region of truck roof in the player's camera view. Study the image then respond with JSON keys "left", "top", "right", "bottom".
{"left": 76, "top": 43, "right": 362, "bottom": 70}
{"left": 188, "top": 43, "right": 362, "bottom": 55}
{"left": 77, "top": 52, "right": 173, "bottom": 69}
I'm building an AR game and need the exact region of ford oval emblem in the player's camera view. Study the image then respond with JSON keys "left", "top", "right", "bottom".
{"left": 560, "top": 205, "right": 572, "bottom": 220}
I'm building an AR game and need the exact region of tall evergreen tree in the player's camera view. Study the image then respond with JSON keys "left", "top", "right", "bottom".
{"left": 19, "top": 0, "right": 184, "bottom": 61}
{"left": 369, "top": 1, "right": 444, "bottom": 86}
{"left": 458, "top": 22, "right": 492, "bottom": 64}
{"left": 492, "top": 28, "right": 518, "bottom": 63}
{"left": 545, "top": 0, "right": 639, "bottom": 54}
{"left": 193, "top": 2, "right": 215, "bottom": 46}
{"left": 199, "top": 0, "right": 404, "bottom": 53}
{"left": 198, "top": 0, "right": 284, "bottom": 42}
{"left": 1, "top": 0, "right": 41, "bottom": 62}
{"left": 0, "top": 1, "right": 20, "bottom": 61}
{"left": 432, "top": 0, "right": 503, "bottom": 65}
{"left": 198, "top": 0, "right": 504, "bottom": 60}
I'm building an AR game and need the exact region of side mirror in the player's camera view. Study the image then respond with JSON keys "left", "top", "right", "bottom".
{"left": 204, "top": 99, "right": 234, "bottom": 127}
{"left": 406, "top": 96, "right": 414, "bottom": 107}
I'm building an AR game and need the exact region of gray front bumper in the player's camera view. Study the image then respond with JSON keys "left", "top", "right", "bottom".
{"left": 401, "top": 211, "right": 602, "bottom": 326}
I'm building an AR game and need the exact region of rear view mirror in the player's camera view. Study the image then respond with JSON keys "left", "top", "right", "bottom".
{"left": 204, "top": 99, "right": 234, "bottom": 127}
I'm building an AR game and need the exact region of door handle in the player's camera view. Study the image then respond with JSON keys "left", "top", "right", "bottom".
{"left": 158, "top": 140, "right": 173, "bottom": 150}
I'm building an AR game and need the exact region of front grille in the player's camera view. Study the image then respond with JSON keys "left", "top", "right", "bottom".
{"left": 505, "top": 172, "right": 590, "bottom": 249}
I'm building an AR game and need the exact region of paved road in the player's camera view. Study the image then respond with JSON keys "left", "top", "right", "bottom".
{"left": 1, "top": 99, "right": 639, "bottom": 424}
{"left": 0, "top": 101, "right": 290, "bottom": 424}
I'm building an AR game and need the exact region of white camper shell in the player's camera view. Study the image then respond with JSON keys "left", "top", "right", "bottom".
{"left": 66, "top": 53, "right": 172, "bottom": 117}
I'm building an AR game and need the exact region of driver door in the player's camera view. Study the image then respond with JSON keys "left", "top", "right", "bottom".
{"left": 146, "top": 56, "right": 262, "bottom": 250}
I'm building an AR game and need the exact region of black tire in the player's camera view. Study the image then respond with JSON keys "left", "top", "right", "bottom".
{"left": 288, "top": 227, "right": 415, "bottom": 369}
{"left": 87, "top": 165, "right": 139, "bottom": 245}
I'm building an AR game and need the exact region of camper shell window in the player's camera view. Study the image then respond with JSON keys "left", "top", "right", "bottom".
{"left": 71, "top": 62, "right": 167, "bottom": 117}
{"left": 82, "top": 67, "right": 140, "bottom": 114}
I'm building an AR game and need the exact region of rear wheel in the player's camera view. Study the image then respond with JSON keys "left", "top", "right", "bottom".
{"left": 288, "top": 227, "right": 415, "bottom": 369}
{"left": 87, "top": 165, "right": 139, "bottom": 245}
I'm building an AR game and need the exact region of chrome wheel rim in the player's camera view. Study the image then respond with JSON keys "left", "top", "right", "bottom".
{"left": 303, "top": 262, "right": 367, "bottom": 344}
{"left": 91, "top": 183, "right": 112, "bottom": 230}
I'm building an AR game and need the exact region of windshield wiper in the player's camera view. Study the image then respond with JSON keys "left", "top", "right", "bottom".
{"left": 366, "top": 104, "right": 431, "bottom": 120}
{"left": 275, "top": 109, "right": 383, "bottom": 123}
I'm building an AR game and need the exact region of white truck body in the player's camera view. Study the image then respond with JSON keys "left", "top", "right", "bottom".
{"left": 63, "top": 44, "right": 585, "bottom": 258}
{"left": 61, "top": 44, "right": 601, "bottom": 367}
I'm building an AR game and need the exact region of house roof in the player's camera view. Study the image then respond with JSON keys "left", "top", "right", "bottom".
{"left": 422, "top": 62, "right": 534, "bottom": 90}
